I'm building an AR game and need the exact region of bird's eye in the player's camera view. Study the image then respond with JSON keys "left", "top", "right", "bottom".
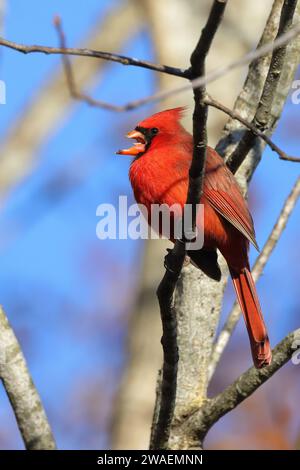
{"left": 151, "top": 127, "right": 159, "bottom": 135}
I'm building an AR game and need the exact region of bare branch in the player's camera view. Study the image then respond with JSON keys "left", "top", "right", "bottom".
{"left": 208, "top": 176, "right": 300, "bottom": 381}
{"left": 50, "top": 20, "right": 300, "bottom": 167}
{"left": 51, "top": 18, "right": 300, "bottom": 166}
{"left": 150, "top": 0, "right": 228, "bottom": 451}
{"left": 53, "top": 16, "right": 135, "bottom": 112}
{"left": 226, "top": 0, "right": 298, "bottom": 172}
{"left": 216, "top": 0, "right": 285, "bottom": 167}
{"left": 0, "top": 306, "right": 56, "bottom": 449}
{"left": 0, "top": 33, "right": 188, "bottom": 79}
{"left": 188, "top": 329, "right": 300, "bottom": 444}
{"left": 205, "top": 95, "right": 300, "bottom": 162}
{"left": 1, "top": 19, "right": 300, "bottom": 111}
{"left": 188, "top": 0, "right": 228, "bottom": 223}
{"left": 0, "top": 2, "right": 141, "bottom": 196}
{"left": 133, "top": 18, "right": 300, "bottom": 110}
{"left": 3, "top": 0, "right": 296, "bottom": 451}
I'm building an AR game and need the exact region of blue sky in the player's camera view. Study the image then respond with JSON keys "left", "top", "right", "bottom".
{"left": 0, "top": 0, "right": 299, "bottom": 450}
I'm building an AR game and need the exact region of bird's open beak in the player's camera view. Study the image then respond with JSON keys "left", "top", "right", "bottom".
{"left": 116, "top": 130, "right": 146, "bottom": 156}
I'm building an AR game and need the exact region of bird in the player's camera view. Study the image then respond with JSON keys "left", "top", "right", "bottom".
{"left": 117, "top": 107, "right": 272, "bottom": 368}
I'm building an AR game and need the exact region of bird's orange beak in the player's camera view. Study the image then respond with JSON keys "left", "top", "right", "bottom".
{"left": 116, "top": 130, "right": 146, "bottom": 156}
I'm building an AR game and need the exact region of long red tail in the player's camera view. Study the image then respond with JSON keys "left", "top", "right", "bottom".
{"left": 230, "top": 266, "right": 272, "bottom": 368}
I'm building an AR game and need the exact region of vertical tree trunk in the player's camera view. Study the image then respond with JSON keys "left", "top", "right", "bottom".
{"left": 111, "top": 0, "right": 274, "bottom": 449}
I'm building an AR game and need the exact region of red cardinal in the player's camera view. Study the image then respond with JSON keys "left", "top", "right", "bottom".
{"left": 117, "top": 107, "right": 271, "bottom": 368}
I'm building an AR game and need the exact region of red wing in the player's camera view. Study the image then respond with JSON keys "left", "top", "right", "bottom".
{"left": 150, "top": 142, "right": 258, "bottom": 250}
{"left": 204, "top": 148, "right": 259, "bottom": 250}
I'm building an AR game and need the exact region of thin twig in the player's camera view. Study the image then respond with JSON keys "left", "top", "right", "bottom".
{"left": 120, "top": 19, "right": 300, "bottom": 109}
{"left": 0, "top": 306, "right": 56, "bottom": 449}
{"left": 1, "top": 20, "right": 300, "bottom": 110}
{"left": 227, "top": 0, "right": 298, "bottom": 172}
{"left": 187, "top": 0, "right": 228, "bottom": 226}
{"left": 208, "top": 176, "right": 300, "bottom": 381}
{"left": 54, "top": 16, "right": 300, "bottom": 166}
{"left": 189, "top": 329, "right": 300, "bottom": 444}
{"left": 0, "top": 32, "right": 189, "bottom": 79}
{"left": 51, "top": 19, "right": 300, "bottom": 166}
{"left": 205, "top": 95, "right": 300, "bottom": 162}
{"left": 54, "top": 15, "right": 300, "bottom": 167}
{"left": 150, "top": 0, "right": 228, "bottom": 451}
{"left": 54, "top": 16, "right": 139, "bottom": 112}
{"left": 0, "top": 2, "right": 141, "bottom": 196}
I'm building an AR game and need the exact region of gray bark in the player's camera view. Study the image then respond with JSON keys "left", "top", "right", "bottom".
{"left": 0, "top": 0, "right": 56, "bottom": 450}
{"left": 168, "top": 0, "right": 300, "bottom": 449}
{"left": 0, "top": 306, "right": 56, "bottom": 449}
{"left": 111, "top": 0, "right": 278, "bottom": 450}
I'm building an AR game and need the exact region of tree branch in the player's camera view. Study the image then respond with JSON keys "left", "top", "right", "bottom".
{"left": 52, "top": 18, "right": 300, "bottom": 166}
{"left": 208, "top": 175, "right": 300, "bottom": 380}
{"left": 0, "top": 0, "right": 55, "bottom": 451}
{"left": 226, "top": 0, "right": 298, "bottom": 173}
{"left": 120, "top": 19, "right": 300, "bottom": 109}
{"left": 0, "top": 306, "right": 56, "bottom": 449}
{"left": 188, "top": 329, "right": 300, "bottom": 444}
{"left": 204, "top": 95, "right": 300, "bottom": 162}
{"left": 150, "top": 0, "right": 228, "bottom": 450}
{"left": 188, "top": 0, "right": 227, "bottom": 220}
{"left": 52, "top": 17, "right": 300, "bottom": 167}
{"left": 1, "top": 18, "right": 300, "bottom": 111}
{"left": 1, "top": 0, "right": 298, "bottom": 453}
{"left": 3, "top": 0, "right": 295, "bottom": 450}
{"left": 54, "top": 16, "right": 299, "bottom": 166}
{"left": 164, "top": 2, "right": 300, "bottom": 450}
{"left": 53, "top": 16, "right": 137, "bottom": 112}
{"left": 0, "top": 34, "right": 188, "bottom": 79}
{"left": 0, "top": 1, "right": 141, "bottom": 197}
